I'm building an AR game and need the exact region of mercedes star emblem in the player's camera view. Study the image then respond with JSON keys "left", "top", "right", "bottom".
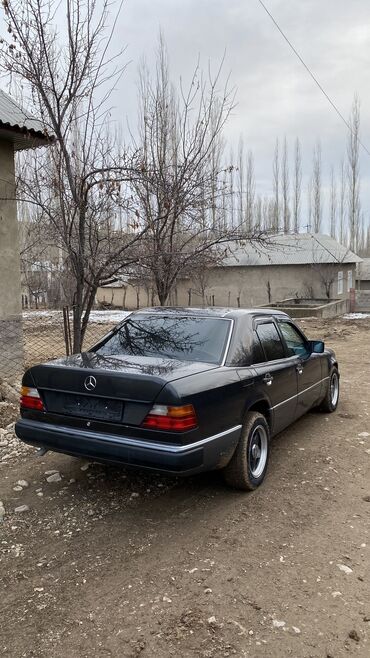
{"left": 84, "top": 375, "right": 97, "bottom": 392}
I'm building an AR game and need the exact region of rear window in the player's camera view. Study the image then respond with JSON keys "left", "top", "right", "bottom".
{"left": 95, "top": 315, "right": 231, "bottom": 364}
{"left": 256, "top": 322, "right": 285, "bottom": 361}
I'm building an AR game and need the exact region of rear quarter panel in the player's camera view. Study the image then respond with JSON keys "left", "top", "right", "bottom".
{"left": 156, "top": 367, "right": 254, "bottom": 439}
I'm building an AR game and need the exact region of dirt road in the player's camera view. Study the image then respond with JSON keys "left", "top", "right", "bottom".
{"left": 1, "top": 317, "right": 369, "bottom": 658}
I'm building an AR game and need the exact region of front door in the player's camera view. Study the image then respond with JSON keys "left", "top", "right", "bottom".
{"left": 278, "top": 319, "right": 323, "bottom": 418}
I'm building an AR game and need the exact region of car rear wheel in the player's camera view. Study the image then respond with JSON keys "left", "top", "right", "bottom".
{"left": 319, "top": 367, "right": 339, "bottom": 413}
{"left": 222, "top": 412, "right": 270, "bottom": 491}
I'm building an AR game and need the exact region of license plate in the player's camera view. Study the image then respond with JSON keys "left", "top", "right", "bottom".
{"left": 45, "top": 391, "right": 123, "bottom": 422}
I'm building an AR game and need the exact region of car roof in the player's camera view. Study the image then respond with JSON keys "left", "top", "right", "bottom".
{"left": 132, "top": 306, "right": 290, "bottom": 320}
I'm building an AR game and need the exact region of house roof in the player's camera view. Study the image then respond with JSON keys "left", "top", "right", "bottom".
{"left": 0, "top": 89, "right": 52, "bottom": 150}
{"left": 222, "top": 233, "right": 362, "bottom": 267}
{"left": 358, "top": 258, "right": 370, "bottom": 280}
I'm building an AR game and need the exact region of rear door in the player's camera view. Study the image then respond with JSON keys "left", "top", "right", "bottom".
{"left": 277, "top": 319, "right": 323, "bottom": 418}
{"left": 253, "top": 319, "right": 298, "bottom": 434}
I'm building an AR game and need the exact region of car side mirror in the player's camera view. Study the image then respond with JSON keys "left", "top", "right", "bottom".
{"left": 308, "top": 340, "right": 325, "bottom": 354}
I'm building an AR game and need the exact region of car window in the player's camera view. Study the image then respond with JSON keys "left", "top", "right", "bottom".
{"left": 252, "top": 331, "right": 265, "bottom": 364}
{"left": 95, "top": 315, "right": 231, "bottom": 365}
{"left": 256, "top": 322, "right": 285, "bottom": 361}
{"left": 279, "top": 321, "right": 310, "bottom": 358}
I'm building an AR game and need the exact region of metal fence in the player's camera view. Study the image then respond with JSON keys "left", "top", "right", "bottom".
{"left": 0, "top": 307, "right": 120, "bottom": 387}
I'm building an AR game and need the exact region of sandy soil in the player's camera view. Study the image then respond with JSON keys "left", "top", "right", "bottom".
{"left": 0, "top": 316, "right": 369, "bottom": 658}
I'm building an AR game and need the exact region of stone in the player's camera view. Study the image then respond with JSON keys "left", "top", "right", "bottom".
{"left": 13, "top": 485, "right": 23, "bottom": 492}
{"left": 46, "top": 472, "right": 62, "bottom": 483}
{"left": 16, "top": 480, "right": 29, "bottom": 488}
{"left": 0, "top": 501, "right": 5, "bottom": 522}
{"left": 14, "top": 505, "right": 29, "bottom": 513}
{"left": 348, "top": 629, "right": 360, "bottom": 642}
{"left": 337, "top": 563, "right": 353, "bottom": 574}
{"left": 273, "top": 620, "right": 286, "bottom": 628}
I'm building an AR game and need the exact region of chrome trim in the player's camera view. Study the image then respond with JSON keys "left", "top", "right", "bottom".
{"left": 270, "top": 376, "right": 330, "bottom": 410}
{"left": 220, "top": 319, "right": 235, "bottom": 367}
{"left": 21, "top": 420, "right": 242, "bottom": 454}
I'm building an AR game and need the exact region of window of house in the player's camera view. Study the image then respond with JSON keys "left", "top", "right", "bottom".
{"left": 347, "top": 270, "right": 353, "bottom": 292}
{"left": 256, "top": 322, "right": 285, "bottom": 361}
{"left": 337, "top": 271, "right": 344, "bottom": 295}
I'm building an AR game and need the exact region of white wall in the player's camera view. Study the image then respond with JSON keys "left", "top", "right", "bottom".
{"left": 97, "top": 263, "right": 355, "bottom": 310}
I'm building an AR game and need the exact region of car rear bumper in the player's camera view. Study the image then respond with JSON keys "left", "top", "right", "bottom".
{"left": 15, "top": 419, "right": 241, "bottom": 475}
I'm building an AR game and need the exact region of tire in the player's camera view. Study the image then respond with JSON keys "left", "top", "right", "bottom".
{"left": 222, "top": 412, "right": 270, "bottom": 491}
{"left": 319, "top": 367, "right": 340, "bottom": 413}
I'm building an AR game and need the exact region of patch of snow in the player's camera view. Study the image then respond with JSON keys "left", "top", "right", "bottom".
{"left": 22, "top": 309, "right": 131, "bottom": 325}
{"left": 88, "top": 310, "right": 131, "bottom": 324}
{"left": 343, "top": 313, "right": 370, "bottom": 320}
{"left": 22, "top": 310, "right": 58, "bottom": 319}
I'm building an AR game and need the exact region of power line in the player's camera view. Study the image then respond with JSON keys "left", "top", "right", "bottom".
{"left": 257, "top": 0, "right": 370, "bottom": 158}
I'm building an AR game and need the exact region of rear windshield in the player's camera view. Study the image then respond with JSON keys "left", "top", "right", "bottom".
{"left": 95, "top": 315, "right": 231, "bottom": 364}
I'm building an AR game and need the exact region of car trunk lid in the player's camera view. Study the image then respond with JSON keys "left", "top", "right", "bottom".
{"left": 28, "top": 353, "right": 217, "bottom": 425}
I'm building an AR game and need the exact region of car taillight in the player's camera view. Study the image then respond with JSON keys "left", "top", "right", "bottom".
{"left": 20, "top": 386, "right": 45, "bottom": 411}
{"left": 142, "top": 404, "right": 197, "bottom": 431}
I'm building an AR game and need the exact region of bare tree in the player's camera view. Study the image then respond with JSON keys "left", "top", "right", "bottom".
{"left": 245, "top": 149, "right": 255, "bottom": 230}
{"left": 307, "top": 178, "right": 313, "bottom": 232}
{"left": 0, "top": 0, "right": 146, "bottom": 351}
{"left": 339, "top": 160, "right": 346, "bottom": 245}
{"left": 254, "top": 195, "right": 262, "bottom": 231}
{"left": 228, "top": 147, "right": 235, "bottom": 228}
{"left": 209, "top": 101, "right": 225, "bottom": 232}
{"left": 329, "top": 165, "right": 337, "bottom": 239}
{"left": 131, "top": 38, "right": 261, "bottom": 306}
{"left": 347, "top": 95, "right": 361, "bottom": 252}
{"left": 292, "top": 138, "right": 302, "bottom": 232}
{"left": 312, "top": 140, "right": 322, "bottom": 233}
{"left": 281, "top": 137, "right": 290, "bottom": 233}
{"left": 272, "top": 138, "right": 280, "bottom": 231}
{"left": 311, "top": 243, "right": 350, "bottom": 299}
{"left": 237, "top": 137, "right": 244, "bottom": 228}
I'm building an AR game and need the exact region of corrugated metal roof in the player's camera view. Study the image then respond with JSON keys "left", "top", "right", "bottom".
{"left": 358, "top": 258, "right": 370, "bottom": 280}
{"left": 222, "top": 233, "right": 362, "bottom": 267}
{"left": 0, "top": 89, "right": 52, "bottom": 150}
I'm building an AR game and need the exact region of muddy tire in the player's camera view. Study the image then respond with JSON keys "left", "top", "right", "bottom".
{"left": 222, "top": 412, "right": 270, "bottom": 491}
{"left": 319, "top": 367, "right": 339, "bottom": 413}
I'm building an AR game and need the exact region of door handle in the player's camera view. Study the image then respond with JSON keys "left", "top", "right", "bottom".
{"left": 296, "top": 364, "right": 303, "bottom": 375}
{"left": 263, "top": 373, "right": 273, "bottom": 386}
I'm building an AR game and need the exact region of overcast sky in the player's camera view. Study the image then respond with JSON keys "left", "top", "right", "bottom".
{"left": 111, "top": 0, "right": 370, "bottom": 231}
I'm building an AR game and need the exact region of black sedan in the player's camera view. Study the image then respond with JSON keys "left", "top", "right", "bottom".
{"left": 15, "top": 307, "right": 340, "bottom": 490}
